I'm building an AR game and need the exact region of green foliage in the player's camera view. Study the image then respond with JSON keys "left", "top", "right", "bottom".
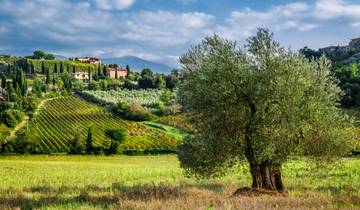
{"left": 31, "top": 50, "right": 55, "bottom": 60}
{"left": 0, "top": 109, "right": 23, "bottom": 127}
{"left": 86, "top": 127, "right": 93, "bottom": 153}
{"left": 1, "top": 72, "right": 6, "bottom": 89}
{"left": 68, "top": 130, "right": 85, "bottom": 154}
{"left": 83, "top": 89, "right": 165, "bottom": 107}
{"left": 12, "top": 127, "right": 40, "bottom": 154}
{"left": 0, "top": 124, "right": 10, "bottom": 145}
{"left": 177, "top": 29, "right": 355, "bottom": 186}
{"left": 105, "top": 128, "right": 126, "bottom": 154}
{"left": 118, "top": 100, "right": 155, "bottom": 121}
{"left": 88, "top": 81, "right": 100, "bottom": 90}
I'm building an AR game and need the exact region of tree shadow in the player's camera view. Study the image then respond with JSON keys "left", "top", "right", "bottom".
{"left": 0, "top": 182, "right": 224, "bottom": 209}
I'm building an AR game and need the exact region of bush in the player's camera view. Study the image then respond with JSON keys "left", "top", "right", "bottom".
{"left": 105, "top": 128, "right": 126, "bottom": 154}
{"left": 88, "top": 81, "right": 100, "bottom": 91}
{"left": 0, "top": 109, "right": 24, "bottom": 127}
{"left": 119, "top": 100, "right": 155, "bottom": 121}
{"left": 68, "top": 133, "right": 85, "bottom": 154}
{"left": 13, "top": 127, "right": 40, "bottom": 154}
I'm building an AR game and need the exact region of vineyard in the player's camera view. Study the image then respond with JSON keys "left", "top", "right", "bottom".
{"left": 83, "top": 89, "right": 165, "bottom": 107}
{"left": 29, "top": 96, "right": 179, "bottom": 153}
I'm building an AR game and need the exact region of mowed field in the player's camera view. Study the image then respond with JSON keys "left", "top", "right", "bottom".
{"left": 29, "top": 96, "right": 178, "bottom": 152}
{"left": 0, "top": 155, "right": 359, "bottom": 210}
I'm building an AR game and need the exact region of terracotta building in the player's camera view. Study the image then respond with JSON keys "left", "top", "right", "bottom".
{"left": 107, "top": 67, "right": 127, "bottom": 79}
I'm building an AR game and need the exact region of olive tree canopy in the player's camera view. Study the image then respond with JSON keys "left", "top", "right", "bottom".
{"left": 178, "top": 28, "right": 355, "bottom": 191}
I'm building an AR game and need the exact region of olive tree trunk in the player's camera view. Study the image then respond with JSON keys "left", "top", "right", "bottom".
{"left": 249, "top": 162, "right": 284, "bottom": 191}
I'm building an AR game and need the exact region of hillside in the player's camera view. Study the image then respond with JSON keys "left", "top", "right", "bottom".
{"left": 102, "top": 56, "right": 175, "bottom": 73}
{"left": 301, "top": 37, "right": 360, "bottom": 67}
{"left": 29, "top": 96, "right": 178, "bottom": 153}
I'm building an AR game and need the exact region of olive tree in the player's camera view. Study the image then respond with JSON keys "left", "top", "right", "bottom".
{"left": 178, "top": 29, "right": 355, "bottom": 191}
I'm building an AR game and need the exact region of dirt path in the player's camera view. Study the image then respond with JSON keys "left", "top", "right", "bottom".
{"left": 9, "top": 98, "right": 51, "bottom": 138}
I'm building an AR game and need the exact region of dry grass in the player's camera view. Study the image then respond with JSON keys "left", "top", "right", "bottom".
{"left": 0, "top": 155, "right": 359, "bottom": 210}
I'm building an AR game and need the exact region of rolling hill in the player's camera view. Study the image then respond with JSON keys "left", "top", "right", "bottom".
{"left": 102, "top": 56, "right": 175, "bottom": 73}
{"left": 29, "top": 96, "right": 178, "bottom": 153}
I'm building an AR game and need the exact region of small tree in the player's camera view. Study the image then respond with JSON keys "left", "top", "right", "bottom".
{"left": 86, "top": 127, "right": 93, "bottom": 153}
{"left": 1, "top": 73, "right": 6, "bottom": 89}
{"left": 60, "top": 62, "right": 64, "bottom": 74}
{"left": 69, "top": 131, "right": 85, "bottom": 154}
{"left": 54, "top": 63, "right": 58, "bottom": 74}
{"left": 45, "top": 69, "right": 50, "bottom": 84}
{"left": 126, "top": 65, "right": 131, "bottom": 78}
{"left": 105, "top": 128, "right": 126, "bottom": 154}
{"left": 41, "top": 61, "right": 45, "bottom": 74}
{"left": 178, "top": 29, "right": 355, "bottom": 191}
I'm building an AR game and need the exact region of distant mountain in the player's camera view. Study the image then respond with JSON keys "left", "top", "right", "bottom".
{"left": 55, "top": 55, "right": 68, "bottom": 60}
{"left": 101, "top": 56, "right": 175, "bottom": 73}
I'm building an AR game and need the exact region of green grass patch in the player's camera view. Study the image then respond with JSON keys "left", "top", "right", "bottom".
{"left": 0, "top": 155, "right": 358, "bottom": 209}
{"left": 143, "top": 121, "right": 189, "bottom": 140}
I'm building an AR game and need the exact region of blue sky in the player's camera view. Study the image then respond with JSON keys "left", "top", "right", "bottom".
{"left": 1, "top": 0, "right": 360, "bottom": 67}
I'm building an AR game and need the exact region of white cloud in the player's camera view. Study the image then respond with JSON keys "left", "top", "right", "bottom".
{"left": 216, "top": 2, "right": 316, "bottom": 40}
{"left": 95, "top": 0, "right": 135, "bottom": 10}
{"left": 117, "top": 10, "right": 214, "bottom": 46}
{"left": 314, "top": 0, "right": 360, "bottom": 19}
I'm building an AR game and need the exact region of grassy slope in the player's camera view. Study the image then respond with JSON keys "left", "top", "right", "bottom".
{"left": 0, "top": 155, "right": 358, "bottom": 209}
{"left": 142, "top": 121, "right": 189, "bottom": 140}
{"left": 29, "top": 96, "right": 178, "bottom": 152}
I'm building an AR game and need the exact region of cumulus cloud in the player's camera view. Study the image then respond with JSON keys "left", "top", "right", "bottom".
{"left": 95, "top": 0, "right": 135, "bottom": 10}
{"left": 314, "top": 0, "right": 360, "bottom": 20}
{"left": 216, "top": 2, "right": 316, "bottom": 40}
{"left": 117, "top": 10, "right": 214, "bottom": 45}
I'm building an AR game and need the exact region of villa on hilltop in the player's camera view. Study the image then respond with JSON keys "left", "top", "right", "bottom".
{"left": 74, "top": 57, "right": 101, "bottom": 65}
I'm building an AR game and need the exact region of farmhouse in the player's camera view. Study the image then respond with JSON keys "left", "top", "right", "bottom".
{"left": 75, "top": 57, "right": 101, "bottom": 65}
{"left": 107, "top": 67, "right": 127, "bottom": 79}
{"left": 73, "top": 71, "right": 90, "bottom": 80}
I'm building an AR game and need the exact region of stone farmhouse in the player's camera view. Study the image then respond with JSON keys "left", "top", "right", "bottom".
{"left": 73, "top": 71, "right": 90, "bottom": 80}
{"left": 75, "top": 57, "right": 101, "bottom": 65}
{"left": 107, "top": 67, "right": 127, "bottom": 79}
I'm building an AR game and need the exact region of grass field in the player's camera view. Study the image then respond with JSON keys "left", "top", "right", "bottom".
{"left": 28, "top": 96, "right": 178, "bottom": 153}
{"left": 0, "top": 155, "right": 358, "bottom": 209}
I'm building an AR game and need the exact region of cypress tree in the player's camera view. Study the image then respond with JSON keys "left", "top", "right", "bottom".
{"left": 67, "top": 64, "right": 70, "bottom": 73}
{"left": 98, "top": 65, "right": 101, "bottom": 77}
{"left": 73, "top": 65, "right": 76, "bottom": 74}
{"left": 126, "top": 65, "right": 130, "bottom": 78}
{"left": 7, "top": 64, "right": 11, "bottom": 74}
{"left": 115, "top": 68, "right": 118, "bottom": 79}
{"left": 60, "top": 62, "right": 64, "bottom": 74}
{"left": 30, "top": 63, "right": 35, "bottom": 75}
{"left": 46, "top": 69, "right": 50, "bottom": 84}
{"left": 52, "top": 71, "right": 56, "bottom": 86}
{"left": 86, "top": 127, "right": 93, "bottom": 153}
{"left": 41, "top": 61, "right": 45, "bottom": 74}
{"left": 88, "top": 67, "right": 91, "bottom": 82}
{"left": 1, "top": 72, "right": 6, "bottom": 89}
{"left": 103, "top": 65, "right": 107, "bottom": 77}
{"left": 54, "top": 63, "right": 58, "bottom": 74}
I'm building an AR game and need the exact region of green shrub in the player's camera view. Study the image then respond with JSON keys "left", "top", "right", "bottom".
{"left": 105, "top": 128, "right": 126, "bottom": 154}
{"left": 0, "top": 109, "right": 24, "bottom": 127}
{"left": 120, "top": 100, "right": 154, "bottom": 121}
{"left": 13, "top": 127, "right": 40, "bottom": 154}
{"left": 68, "top": 133, "right": 85, "bottom": 154}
